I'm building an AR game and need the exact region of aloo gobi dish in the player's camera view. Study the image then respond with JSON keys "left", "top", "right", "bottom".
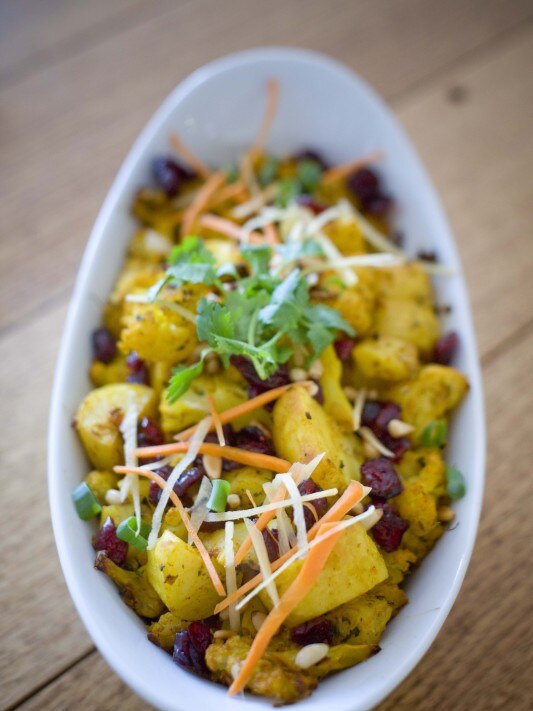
{"left": 72, "top": 81, "right": 468, "bottom": 702}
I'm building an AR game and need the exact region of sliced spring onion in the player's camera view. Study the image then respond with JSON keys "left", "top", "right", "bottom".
{"left": 446, "top": 465, "right": 466, "bottom": 500}
{"left": 116, "top": 516, "right": 151, "bottom": 551}
{"left": 207, "top": 479, "right": 231, "bottom": 513}
{"left": 72, "top": 482, "right": 102, "bottom": 520}
{"left": 420, "top": 420, "right": 447, "bottom": 448}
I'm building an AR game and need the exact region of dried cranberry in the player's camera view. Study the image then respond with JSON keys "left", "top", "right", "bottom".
{"left": 334, "top": 337, "right": 356, "bottom": 361}
{"left": 173, "top": 621, "right": 213, "bottom": 677}
{"left": 221, "top": 425, "right": 275, "bottom": 471}
{"left": 125, "top": 351, "right": 150, "bottom": 385}
{"left": 291, "top": 617, "right": 334, "bottom": 646}
{"left": 361, "top": 193, "right": 393, "bottom": 218}
{"left": 298, "top": 479, "right": 328, "bottom": 530}
{"left": 361, "top": 457, "right": 403, "bottom": 499}
{"left": 292, "top": 149, "right": 329, "bottom": 170}
{"left": 296, "top": 194, "right": 327, "bottom": 214}
{"left": 148, "top": 464, "right": 172, "bottom": 506}
{"left": 137, "top": 417, "right": 164, "bottom": 448}
{"left": 92, "top": 517, "right": 128, "bottom": 566}
{"left": 347, "top": 167, "right": 380, "bottom": 200}
{"left": 152, "top": 156, "right": 194, "bottom": 197}
{"left": 361, "top": 400, "right": 383, "bottom": 428}
{"left": 262, "top": 528, "right": 280, "bottom": 562}
{"left": 434, "top": 331, "right": 459, "bottom": 366}
{"left": 230, "top": 356, "right": 290, "bottom": 410}
{"left": 371, "top": 504, "right": 409, "bottom": 552}
{"left": 92, "top": 327, "right": 117, "bottom": 364}
{"left": 374, "top": 403, "right": 401, "bottom": 434}
{"left": 174, "top": 466, "right": 204, "bottom": 498}
{"left": 380, "top": 432, "right": 411, "bottom": 462}
{"left": 361, "top": 401, "right": 410, "bottom": 462}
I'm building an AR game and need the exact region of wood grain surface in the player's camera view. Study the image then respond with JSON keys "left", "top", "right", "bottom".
{"left": 1, "top": 2, "right": 532, "bottom": 709}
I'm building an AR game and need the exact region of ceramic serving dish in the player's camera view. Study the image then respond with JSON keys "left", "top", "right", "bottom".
{"left": 48, "top": 47, "right": 485, "bottom": 711}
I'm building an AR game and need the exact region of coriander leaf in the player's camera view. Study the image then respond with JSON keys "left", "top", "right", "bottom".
{"left": 241, "top": 244, "right": 272, "bottom": 275}
{"left": 196, "top": 299, "right": 235, "bottom": 344}
{"left": 305, "top": 303, "right": 355, "bottom": 336}
{"left": 166, "top": 261, "right": 217, "bottom": 286}
{"left": 216, "top": 263, "right": 240, "bottom": 280}
{"left": 305, "top": 323, "right": 336, "bottom": 361}
{"left": 169, "top": 235, "right": 215, "bottom": 267}
{"left": 296, "top": 159, "right": 323, "bottom": 192}
{"left": 146, "top": 275, "right": 172, "bottom": 302}
{"left": 446, "top": 465, "right": 466, "bottom": 500}
{"left": 166, "top": 350, "right": 210, "bottom": 403}
{"left": 258, "top": 269, "right": 305, "bottom": 331}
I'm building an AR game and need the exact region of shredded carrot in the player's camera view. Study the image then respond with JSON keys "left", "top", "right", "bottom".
{"left": 322, "top": 150, "right": 384, "bottom": 184}
{"left": 234, "top": 484, "right": 288, "bottom": 565}
{"left": 249, "top": 78, "right": 280, "bottom": 160}
{"left": 214, "top": 480, "right": 365, "bottom": 614}
{"left": 208, "top": 394, "right": 226, "bottom": 446}
{"left": 228, "top": 522, "right": 342, "bottom": 695}
{"left": 198, "top": 213, "right": 264, "bottom": 243}
{"left": 263, "top": 222, "right": 280, "bottom": 245}
{"left": 170, "top": 133, "right": 211, "bottom": 179}
{"left": 175, "top": 381, "right": 314, "bottom": 441}
{"left": 133, "top": 441, "right": 291, "bottom": 472}
{"left": 245, "top": 489, "right": 259, "bottom": 508}
{"left": 114, "top": 465, "right": 225, "bottom": 596}
{"left": 181, "top": 171, "right": 226, "bottom": 236}
{"left": 210, "top": 181, "right": 249, "bottom": 207}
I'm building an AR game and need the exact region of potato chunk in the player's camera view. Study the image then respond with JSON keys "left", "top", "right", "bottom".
{"left": 259, "top": 523, "right": 388, "bottom": 626}
{"left": 146, "top": 530, "right": 222, "bottom": 619}
{"left": 272, "top": 643, "right": 379, "bottom": 679}
{"left": 272, "top": 386, "right": 361, "bottom": 490}
{"left": 222, "top": 467, "right": 273, "bottom": 506}
{"left": 373, "top": 299, "right": 439, "bottom": 359}
{"left": 75, "top": 383, "right": 157, "bottom": 470}
{"left": 353, "top": 336, "right": 419, "bottom": 382}
{"left": 319, "top": 345, "right": 354, "bottom": 430}
{"left": 385, "top": 365, "right": 469, "bottom": 436}
{"left": 377, "top": 263, "right": 434, "bottom": 304}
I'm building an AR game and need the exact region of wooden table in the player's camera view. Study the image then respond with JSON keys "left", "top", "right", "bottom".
{"left": 2, "top": 1, "right": 532, "bottom": 709}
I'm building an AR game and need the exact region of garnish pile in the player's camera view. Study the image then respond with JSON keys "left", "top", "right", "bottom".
{"left": 73, "top": 79, "right": 469, "bottom": 703}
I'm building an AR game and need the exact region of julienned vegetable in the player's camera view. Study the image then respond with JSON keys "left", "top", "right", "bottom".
{"left": 71, "top": 79, "right": 470, "bottom": 704}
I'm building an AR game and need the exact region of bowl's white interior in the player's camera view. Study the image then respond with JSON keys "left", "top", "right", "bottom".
{"left": 48, "top": 48, "right": 485, "bottom": 711}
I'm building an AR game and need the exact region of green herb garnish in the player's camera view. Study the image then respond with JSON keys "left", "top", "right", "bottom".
{"left": 72, "top": 482, "right": 102, "bottom": 520}
{"left": 147, "top": 236, "right": 217, "bottom": 301}
{"left": 446, "top": 465, "right": 466, "bottom": 500}
{"left": 258, "top": 156, "right": 280, "bottom": 186}
{"left": 116, "top": 516, "right": 152, "bottom": 551}
{"left": 420, "top": 419, "right": 447, "bottom": 448}
{"left": 296, "top": 159, "right": 323, "bottom": 192}
{"left": 207, "top": 479, "right": 231, "bottom": 512}
{"left": 276, "top": 177, "right": 302, "bottom": 207}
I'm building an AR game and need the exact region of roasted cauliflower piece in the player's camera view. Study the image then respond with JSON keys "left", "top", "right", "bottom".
{"left": 75, "top": 383, "right": 157, "bottom": 470}
{"left": 95, "top": 552, "right": 165, "bottom": 619}
{"left": 206, "top": 636, "right": 317, "bottom": 703}
{"left": 147, "top": 612, "right": 187, "bottom": 652}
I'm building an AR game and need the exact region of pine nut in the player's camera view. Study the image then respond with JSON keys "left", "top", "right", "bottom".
{"left": 308, "top": 359, "right": 324, "bottom": 379}
{"left": 295, "top": 643, "right": 330, "bottom": 669}
{"left": 343, "top": 386, "right": 358, "bottom": 402}
{"left": 227, "top": 494, "right": 241, "bottom": 509}
{"left": 105, "top": 488, "right": 122, "bottom": 505}
{"left": 214, "top": 629, "right": 235, "bottom": 640}
{"left": 290, "top": 367, "right": 308, "bottom": 382}
{"left": 387, "top": 418, "right": 415, "bottom": 438}
{"left": 252, "top": 611, "right": 267, "bottom": 631}
{"left": 438, "top": 506, "right": 456, "bottom": 523}
{"left": 203, "top": 454, "right": 222, "bottom": 479}
{"left": 304, "top": 381, "right": 319, "bottom": 397}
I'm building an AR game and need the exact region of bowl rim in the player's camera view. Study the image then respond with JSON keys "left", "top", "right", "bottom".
{"left": 48, "top": 45, "right": 486, "bottom": 711}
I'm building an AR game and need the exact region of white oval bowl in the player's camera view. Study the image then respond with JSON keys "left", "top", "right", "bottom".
{"left": 49, "top": 47, "right": 485, "bottom": 711}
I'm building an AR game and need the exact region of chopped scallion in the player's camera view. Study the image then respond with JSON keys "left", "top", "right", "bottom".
{"left": 207, "top": 479, "right": 231, "bottom": 513}
{"left": 116, "top": 516, "right": 151, "bottom": 551}
{"left": 71, "top": 482, "right": 102, "bottom": 520}
{"left": 446, "top": 465, "right": 466, "bottom": 500}
{"left": 420, "top": 419, "right": 447, "bottom": 448}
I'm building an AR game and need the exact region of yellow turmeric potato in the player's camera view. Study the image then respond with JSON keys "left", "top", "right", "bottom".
{"left": 333, "top": 270, "right": 377, "bottom": 336}
{"left": 259, "top": 523, "right": 388, "bottom": 625}
{"left": 160, "top": 371, "right": 248, "bottom": 434}
{"left": 128, "top": 228, "right": 173, "bottom": 262}
{"left": 120, "top": 302, "right": 197, "bottom": 364}
{"left": 319, "top": 345, "right": 354, "bottom": 429}
{"left": 147, "top": 361, "right": 172, "bottom": 399}
{"left": 377, "top": 263, "right": 434, "bottom": 305}
{"left": 394, "top": 481, "right": 443, "bottom": 559}
{"left": 222, "top": 467, "right": 273, "bottom": 506}
{"left": 89, "top": 356, "right": 129, "bottom": 387}
{"left": 75, "top": 383, "right": 157, "bottom": 470}
{"left": 273, "top": 386, "right": 361, "bottom": 491}
{"left": 146, "top": 530, "right": 222, "bottom": 619}
{"left": 385, "top": 365, "right": 469, "bottom": 436}
{"left": 353, "top": 336, "right": 419, "bottom": 382}
{"left": 272, "top": 643, "right": 379, "bottom": 679}
{"left": 327, "top": 591, "right": 394, "bottom": 644}
{"left": 373, "top": 298, "right": 440, "bottom": 359}
{"left": 85, "top": 470, "right": 119, "bottom": 504}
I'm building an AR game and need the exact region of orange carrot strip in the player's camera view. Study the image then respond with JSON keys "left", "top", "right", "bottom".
{"left": 208, "top": 394, "right": 226, "bottom": 446}
{"left": 198, "top": 213, "right": 263, "bottom": 242}
{"left": 228, "top": 522, "right": 342, "bottom": 695}
{"left": 170, "top": 133, "right": 211, "bottom": 179}
{"left": 114, "top": 465, "right": 225, "bottom": 596}
{"left": 133, "top": 441, "right": 291, "bottom": 473}
{"left": 213, "top": 480, "right": 364, "bottom": 614}
{"left": 181, "top": 171, "right": 226, "bottom": 236}
{"left": 322, "top": 150, "right": 384, "bottom": 184}
{"left": 175, "top": 382, "right": 314, "bottom": 441}
{"left": 263, "top": 222, "right": 280, "bottom": 245}
{"left": 249, "top": 78, "right": 280, "bottom": 159}
{"left": 210, "top": 181, "right": 248, "bottom": 207}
